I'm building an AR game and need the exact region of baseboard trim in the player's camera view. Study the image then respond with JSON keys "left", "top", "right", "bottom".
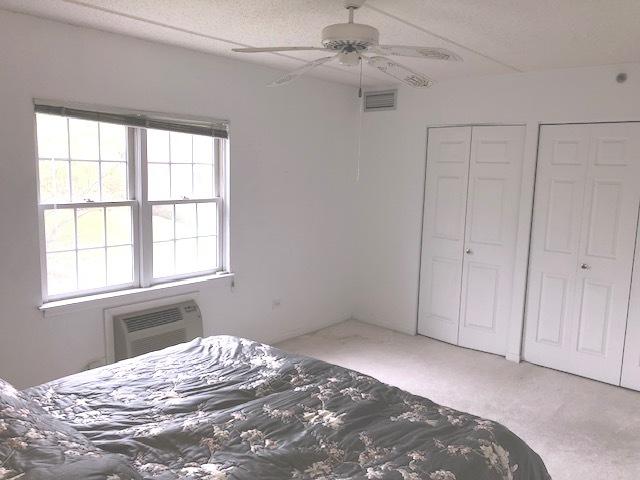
{"left": 267, "top": 316, "right": 351, "bottom": 346}
{"left": 350, "top": 316, "right": 417, "bottom": 336}
{"left": 506, "top": 352, "right": 521, "bottom": 363}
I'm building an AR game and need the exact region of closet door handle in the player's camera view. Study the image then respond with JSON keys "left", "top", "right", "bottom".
{"left": 580, "top": 263, "right": 590, "bottom": 270}
{"left": 465, "top": 248, "right": 472, "bottom": 255}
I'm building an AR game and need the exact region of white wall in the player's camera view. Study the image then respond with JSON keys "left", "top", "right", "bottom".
{"left": 4, "top": 10, "right": 640, "bottom": 389}
{"left": 353, "top": 62, "right": 640, "bottom": 360}
{"left": 0, "top": 11, "right": 359, "bottom": 388}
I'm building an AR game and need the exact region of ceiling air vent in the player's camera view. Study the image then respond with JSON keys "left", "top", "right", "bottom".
{"left": 363, "top": 90, "right": 397, "bottom": 112}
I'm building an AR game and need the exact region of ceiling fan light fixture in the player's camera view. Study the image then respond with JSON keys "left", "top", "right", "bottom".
{"left": 338, "top": 51, "right": 361, "bottom": 67}
{"left": 321, "top": 23, "right": 379, "bottom": 51}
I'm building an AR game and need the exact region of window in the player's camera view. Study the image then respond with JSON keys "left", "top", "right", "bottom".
{"left": 35, "top": 106, "right": 228, "bottom": 301}
{"left": 146, "top": 130, "right": 220, "bottom": 279}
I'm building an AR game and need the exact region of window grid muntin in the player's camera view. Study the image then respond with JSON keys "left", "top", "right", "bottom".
{"left": 143, "top": 128, "right": 222, "bottom": 285}
{"left": 146, "top": 130, "right": 217, "bottom": 201}
{"left": 40, "top": 202, "right": 137, "bottom": 299}
{"left": 150, "top": 200, "right": 220, "bottom": 280}
{"left": 36, "top": 116, "right": 135, "bottom": 299}
{"left": 36, "top": 114, "right": 130, "bottom": 204}
{"left": 36, "top": 113, "right": 226, "bottom": 302}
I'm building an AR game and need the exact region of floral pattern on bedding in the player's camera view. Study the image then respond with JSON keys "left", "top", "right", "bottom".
{"left": 26, "top": 336, "right": 551, "bottom": 480}
{"left": 0, "top": 378, "right": 140, "bottom": 480}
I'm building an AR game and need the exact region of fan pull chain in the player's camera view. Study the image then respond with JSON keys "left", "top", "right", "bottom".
{"left": 358, "top": 57, "right": 363, "bottom": 98}
{"left": 356, "top": 104, "right": 362, "bottom": 182}
{"left": 356, "top": 58, "right": 363, "bottom": 183}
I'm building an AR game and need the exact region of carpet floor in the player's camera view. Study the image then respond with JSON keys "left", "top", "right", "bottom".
{"left": 276, "top": 319, "right": 640, "bottom": 480}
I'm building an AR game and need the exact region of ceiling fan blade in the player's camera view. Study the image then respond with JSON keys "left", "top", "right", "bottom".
{"left": 232, "top": 46, "right": 329, "bottom": 53}
{"left": 366, "top": 56, "right": 433, "bottom": 88}
{"left": 371, "top": 45, "right": 462, "bottom": 62}
{"left": 268, "top": 55, "right": 337, "bottom": 87}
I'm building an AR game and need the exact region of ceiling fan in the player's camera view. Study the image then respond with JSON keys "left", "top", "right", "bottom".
{"left": 232, "top": 0, "right": 462, "bottom": 90}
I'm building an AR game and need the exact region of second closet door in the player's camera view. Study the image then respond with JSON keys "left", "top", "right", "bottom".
{"left": 458, "top": 126, "right": 525, "bottom": 355}
{"left": 524, "top": 123, "right": 640, "bottom": 385}
{"left": 418, "top": 125, "right": 525, "bottom": 356}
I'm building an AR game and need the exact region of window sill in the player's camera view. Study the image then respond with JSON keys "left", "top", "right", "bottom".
{"left": 39, "top": 272, "right": 235, "bottom": 318}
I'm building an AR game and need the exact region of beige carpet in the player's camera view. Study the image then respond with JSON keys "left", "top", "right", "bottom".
{"left": 277, "top": 320, "right": 640, "bottom": 480}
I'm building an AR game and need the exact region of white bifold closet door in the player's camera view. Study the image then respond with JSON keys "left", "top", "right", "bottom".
{"left": 418, "top": 125, "right": 525, "bottom": 355}
{"left": 622, "top": 230, "right": 640, "bottom": 390}
{"left": 524, "top": 123, "right": 640, "bottom": 385}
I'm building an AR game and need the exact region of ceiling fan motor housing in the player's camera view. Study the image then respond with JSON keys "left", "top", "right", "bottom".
{"left": 321, "top": 23, "right": 379, "bottom": 51}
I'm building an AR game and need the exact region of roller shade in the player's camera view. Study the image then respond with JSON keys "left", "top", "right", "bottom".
{"left": 34, "top": 103, "right": 228, "bottom": 139}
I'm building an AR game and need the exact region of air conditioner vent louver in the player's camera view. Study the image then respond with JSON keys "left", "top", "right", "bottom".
{"left": 364, "top": 90, "right": 397, "bottom": 111}
{"left": 112, "top": 300, "right": 202, "bottom": 362}
{"left": 130, "top": 329, "right": 187, "bottom": 358}
{"left": 124, "top": 307, "right": 182, "bottom": 333}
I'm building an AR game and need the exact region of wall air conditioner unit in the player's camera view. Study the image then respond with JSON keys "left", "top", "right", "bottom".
{"left": 112, "top": 300, "right": 203, "bottom": 362}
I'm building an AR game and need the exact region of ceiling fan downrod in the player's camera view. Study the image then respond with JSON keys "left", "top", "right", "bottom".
{"left": 348, "top": 6, "right": 355, "bottom": 24}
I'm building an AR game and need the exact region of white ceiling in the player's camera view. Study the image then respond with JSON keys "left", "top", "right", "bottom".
{"left": 2, "top": 0, "right": 639, "bottom": 88}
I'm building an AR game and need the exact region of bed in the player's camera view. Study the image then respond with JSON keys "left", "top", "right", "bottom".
{"left": 1, "top": 336, "right": 550, "bottom": 479}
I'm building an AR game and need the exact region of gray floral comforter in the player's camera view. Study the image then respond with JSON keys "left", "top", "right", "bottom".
{"left": 26, "top": 336, "right": 550, "bottom": 480}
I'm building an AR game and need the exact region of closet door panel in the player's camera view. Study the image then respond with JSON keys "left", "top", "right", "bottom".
{"left": 458, "top": 125, "right": 525, "bottom": 355}
{"left": 534, "top": 273, "right": 569, "bottom": 345}
{"left": 525, "top": 123, "right": 640, "bottom": 385}
{"left": 622, "top": 215, "right": 640, "bottom": 390}
{"left": 524, "top": 125, "right": 589, "bottom": 369}
{"left": 462, "top": 262, "right": 499, "bottom": 331}
{"left": 571, "top": 123, "right": 640, "bottom": 384}
{"left": 418, "top": 127, "right": 471, "bottom": 343}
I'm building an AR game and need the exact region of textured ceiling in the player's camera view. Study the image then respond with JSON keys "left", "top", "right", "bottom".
{"left": 1, "top": 0, "right": 639, "bottom": 88}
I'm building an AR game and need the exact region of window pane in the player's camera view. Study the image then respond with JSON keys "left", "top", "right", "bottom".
{"left": 197, "top": 236, "right": 218, "bottom": 270}
{"left": 148, "top": 163, "right": 170, "bottom": 200}
{"left": 76, "top": 208, "right": 105, "bottom": 249}
{"left": 153, "top": 241, "right": 175, "bottom": 278}
{"left": 36, "top": 114, "right": 68, "bottom": 159}
{"left": 193, "top": 164, "right": 214, "bottom": 197}
{"left": 71, "top": 161, "right": 100, "bottom": 202}
{"left": 47, "top": 251, "right": 76, "bottom": 295}
{"left": 197, "top": 203, "right": 217, "bottom": 236}
{"left": 36, "top": 116, "right": 224, "bottom": 297}
{"left": 69, "top": 119, "right": 99, "bottom": 160}
{"left": 106, "top": 206, "right": 132, "bottom": 246}
{"left": 170, "top": 132, "right": 192, "bottom": 163}
{"left": 171, "top": 164, "right": 192, "bottom": 198}
{"left": 152, "top": 205, "right": 174, "bottom": 241}
{"left": 176, "top": 238, "right": 197, "bottom": 274}
{"left": 107, "top": 245, "right": 133, "bottom": 285}
{"left": 39, "top": 160, "right": 70, "bottom": 203}
{"left": 147, "top": 129, "right": 170, "bottom": 163}
{"left": 175, "top": 203, "right": 196, "bottom": 239}
{"left": 193, "top": 135, "right": 213, "bottom": 164}
{"left": 44, "top": 209, "right": 75, "bottom": 252}
{"left": 78, "top": 248, "right": 106, "bottom": 289}
{"left": 101, "top": 162, "right": 127, "bottom": 201}
{"left": 99, "top": 123, "right": 126, "bottom": 161}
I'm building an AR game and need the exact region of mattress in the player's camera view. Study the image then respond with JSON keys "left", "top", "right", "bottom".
{"left": 20, "top": 336, "right": 550, "bottom": 479}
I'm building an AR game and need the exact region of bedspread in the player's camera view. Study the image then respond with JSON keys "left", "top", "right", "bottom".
{"left": 25, "top": 336, "right": 550, "bottom": 480}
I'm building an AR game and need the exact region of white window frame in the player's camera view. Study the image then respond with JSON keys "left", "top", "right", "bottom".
{"left": 36, "top": 110, "right": 229, "bottom": 303}
{"left": 137, "top": 129, "right": 226, "bottom": 288}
